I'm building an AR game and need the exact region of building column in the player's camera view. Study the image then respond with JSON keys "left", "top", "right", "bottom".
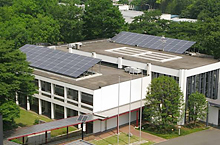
{"left": 179, "top": 69, "right": 187, "bottom": 125}
{"left": 136, "top": 110, "right": 139, "bottom": 127}
{"left": 78, "top": 91, "right": 82, "bottom": 128}
{"left": 147, "top": 63, "right": 151, "bottom": 76}
{"left": 78, "top": 111, "right": 81, "bottom": 129}
{"left": 27, "top": 97, "right": 30, "bottom": 111}
{"left": 64, "top": 107, "right": 67, "bottom": 119}
{"left": 64, "top": 87, "right": 67, "bottom": 103}
{"left": 51, "top": 83, "right": 54, "bottom": 99}
{"left": 38, "top": 79, "right": 42, "bottom": 95}
{"left": 64, "top": 87, "right": 67, "bottom": 119}
{"left": 16, "top": 92, "right": 19, "bottom": 105}
{"left": 39, "top": 99, "right": 42, "bottom": 115}
{"left": 51, "top": 103, "right": 54, "bottom": 119}
{"left": 78, "top": 91, "right": 81, "bottom": 108}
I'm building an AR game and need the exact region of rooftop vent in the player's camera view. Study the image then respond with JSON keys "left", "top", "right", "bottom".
{"left": 124, "top": 66, "right": 142, "bottom": 74}
{"left": 67, "top": 42, "right": 82, "bottom": 49}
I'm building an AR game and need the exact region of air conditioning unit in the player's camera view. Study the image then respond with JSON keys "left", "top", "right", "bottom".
{"left": 67, "top": 43, "right": 76, "bottom": 48}
{"left": 124, "top": 67, "right": 142, "bottom": 74}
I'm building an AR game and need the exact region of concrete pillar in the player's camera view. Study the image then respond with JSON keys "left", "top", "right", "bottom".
{"left": 27, "top": 96, "right": 30, "bottom": 111}
{"left": 16, "top": 92, "right": 19, "bottom": 105}
{"left": 117, "top": 57, "right": 123, "bottom": 69}
{"left": 78, "top": 91, "right": 81, "bottom": 108}
{"left": 51, "top": 83, "right": 54, "bottom": 99}
{"left": 64, "top": 87, "right": 67, "bottom": 103}
{"left": 51, "top": 103, "right": 54, "bottom": 119}
{"left": 78, "top": 111, "right": 81, "bottom": 129}
{"left": 39, "top": 99, "right": 42, "bottom": 115}
{"left": 64, "top": 107, "right": 67, "bottom": 119}
{"left": 178, "top": 69, "right": 187, "bottom": 125}
{"left": 69, "top": 47, "right": 73, "bottom": 53}
{"left": 39, "top": 79, "right": 42, "bottom": 95}
{"left": 147, "top": 63, "right": 151, "bottom": 76}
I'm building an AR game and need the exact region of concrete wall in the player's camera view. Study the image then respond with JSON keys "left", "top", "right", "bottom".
{"left": 93, "top": 76, "right": 150, "bottom": 112}
{"left": 93, "top": 111, "right": 137, "bottom": 133}
{"left": 208, "top": 106, "right": 219, "bottom": 125}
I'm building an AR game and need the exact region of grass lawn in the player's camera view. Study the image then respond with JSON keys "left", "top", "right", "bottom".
{"left": 140, "top": 122, "right": 208, "bottom": 139}
{"left": 90, "top": 132, "right": 154, "bottom": 145}
{"left": 14, "top": 108, "right": 77, "bottom": 137}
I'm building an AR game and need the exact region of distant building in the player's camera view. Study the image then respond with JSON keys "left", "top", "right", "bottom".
{"left": 161, "top": 14, "right": 197, "bottom": 22}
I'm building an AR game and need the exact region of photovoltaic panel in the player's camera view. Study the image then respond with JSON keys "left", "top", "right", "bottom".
{"left": 20, "top": 44, "right": 101, "bottom": 78}
{"left": 111, "top": 31, "right": 196, "bottom": 54}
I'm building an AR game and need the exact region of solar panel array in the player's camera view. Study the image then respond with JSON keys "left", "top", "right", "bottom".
{"left": 20, "top": 44, "right": 101, "bottom": 78}
{"left": 111, "top": 31, "right": 196, "bottom": 54}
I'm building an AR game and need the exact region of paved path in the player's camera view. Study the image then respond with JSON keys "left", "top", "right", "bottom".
{"left": 89, "top": 124, "right": 166, "bottom": 143}
{"left": 156, "top": 127, "right": 220, "bottom": 145}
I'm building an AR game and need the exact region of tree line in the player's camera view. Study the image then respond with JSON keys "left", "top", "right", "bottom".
{"left": 130, "top": 0, "right": 220, "bottom": 20}
{"left": 0, "top": 0, "right": 125, "bottom": 48}
{"left": 0, "top": 0, "right": 125, "bottom": 130}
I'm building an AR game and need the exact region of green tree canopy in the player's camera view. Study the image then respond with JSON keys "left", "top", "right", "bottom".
{"left": 144, "top": 76, "right": 184, "bottom": 132}
{"left": 181, "top": 0, "right": 220, "bottom": 20}
{"left": 187, "top": 92, "right": 207, "bottom": 125}
{"left": 82, "top": 0, "right": 125, "bottom": 40}
{"left": 0, "top": 39, "right": 36, "bottom": 130}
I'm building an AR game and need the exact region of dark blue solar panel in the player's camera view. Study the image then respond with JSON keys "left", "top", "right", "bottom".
{"left": 111, "top": 31, "right": 196, "bottom": 54}
{"left": 20, "top": 44, "right": 101, "bottom": 78}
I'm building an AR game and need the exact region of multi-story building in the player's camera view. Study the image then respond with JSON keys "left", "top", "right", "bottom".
{"left": 18, "top": 31, "right": 220, "bottom": 134}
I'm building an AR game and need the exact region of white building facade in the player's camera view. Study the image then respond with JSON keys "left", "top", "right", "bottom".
{"left": 18, "top": 32, "right": 220, "bottom": 136}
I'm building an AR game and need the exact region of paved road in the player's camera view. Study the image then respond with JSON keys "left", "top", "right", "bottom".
{"left": 156, "top": 128, "right": 220, "bottom": 145}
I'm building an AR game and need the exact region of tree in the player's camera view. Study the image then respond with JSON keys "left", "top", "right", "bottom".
{"left": 49, "top": 3, "right": 84, "bottom": 43}
{"left": 118, "top": 0, "right": 129, "bottom": 5}
{"left": 129, "top": 10, "right": 167, "bottom": 35}
{"left": 82, "top": 0, "right": 125, "bottom": 40}
{"left": 181, "top": 0, "right": 220, "bottom": 20}
{"left": 144, "top": 76, "right": 184, "bottom": 132}
{"left": 187, "top": 92, "right": 207, "bottom": 125}
{"left": 0, "top": 39, "right": 36, "bottom": 130}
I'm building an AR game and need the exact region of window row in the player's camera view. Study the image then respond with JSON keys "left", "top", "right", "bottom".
{"left": 34, "top": 79, "right": 93, "bottom": 106}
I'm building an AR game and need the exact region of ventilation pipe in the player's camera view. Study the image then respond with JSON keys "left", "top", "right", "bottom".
{"left": 76, "top": 44, "right": 80, "bottom": 49}
{"left": 69, "top": 47, "right": 73, "bottom": 53}
{"left": 92, "top": 52, "right": 96, "bottom": 58}
{"left": 147, "top": 63, "right": 151, "bottom": 76}
{"left": 118, "top": 57, "right": 123, "bottom": 69}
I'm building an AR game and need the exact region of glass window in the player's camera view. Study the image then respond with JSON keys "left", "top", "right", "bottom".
{"left": 67, "top": 88, "right": 78, "bottom": 101}
{"left": 34, "top": 79, "right": 39, "bottom": 89}
{"left": 41, "top": 81, "right": 51, "bottom": 93}
{"left": 54, "top": 84, "right": 64, "bottom": 97}
{"left": 81, "top": 92, "right": 93, "bottom": 106}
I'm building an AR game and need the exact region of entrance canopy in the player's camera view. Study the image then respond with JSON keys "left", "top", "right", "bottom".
{"left": 8, "top": 100, "right": 145, "bottom": 141}
{"left": 8, "top": 114, "right": 100, "bottom": 141}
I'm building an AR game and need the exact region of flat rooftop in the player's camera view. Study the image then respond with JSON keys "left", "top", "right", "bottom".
{"left": 56, "top": 40, "right": 218, "bottom": 70}
{"left": 33, "top": 64, "right": 142, "bottom": 90}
